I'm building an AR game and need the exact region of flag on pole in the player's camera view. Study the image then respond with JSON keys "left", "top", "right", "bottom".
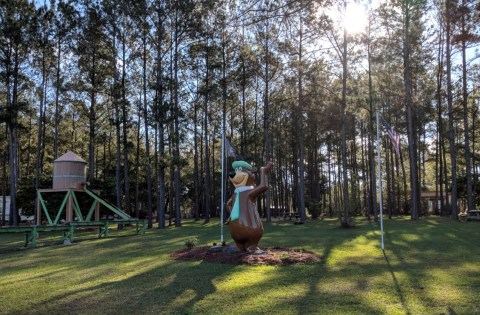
{"left": 225, "top": 138, "right": 237, "bottom": 158}
{"left": 221, "top": 135, "right": 237, "bottom": 243}
{"left": 380, "top": 116, "right": 400, "bottom": 155}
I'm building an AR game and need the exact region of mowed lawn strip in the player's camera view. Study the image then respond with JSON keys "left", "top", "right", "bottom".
{"left": 0, "top": 216, "right": 479, "bottom": 315}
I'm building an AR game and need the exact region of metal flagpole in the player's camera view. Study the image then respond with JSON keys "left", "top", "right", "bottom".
{"left": 376, "top": 112, "right": 385, "bottom": 250}
{"left": 220, "top": 132, "right": 225, "bottom": 243}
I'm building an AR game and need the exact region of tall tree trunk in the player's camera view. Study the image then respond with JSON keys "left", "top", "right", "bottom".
{"left": 263, "top": 7, "right": 272, "bottom": 222}
{"left": 173, "top": 4, "right": 181, "bottom": 227}
{"left": 155, "top": 3, "right": 166, "bottom": 229}
{"left": 142, "top": 24, "right": 153, "bottom": 224}
{"left": 168, "top": 144, "right": 174, "bottom": 226}
{"left": 8, "top": 127, "right": 18, "bottom": 226}
{"left": 26, "top": 114, "right": 32, "bottom": 176}
{"left": 435, "top": 22, "right": 444, "bottom": 215}
{"left": 367, "top": 32, "right": 377, "bottom": 221}
{"left": 88, "top": 53, "right": 96, "bottom": 182}
{"left": 360, "top": 123, "right": 368, "bottom": 215}
{"left": 193, "top": 63, "right": 200, "bottom": 221}
{"left": 340, "top": 2, "right": 350, "bottom": 224}
{"left": 7, "top": 50, "right": 20, "bottom": 226}
{"left": 157, "top": 114, "right": 166, "bottom": 228}
{"left": 442, "top": 131, "right": 450, "bottom": 215}
{"left": 395, "top": 146, "right": 401, "bottom": 215}
{"left": 385, "top": 139, "right": 391, "bottom": 217}
{"left": 327, "top": 138, "right": 333, "bottom": 217}
{"left": 134, "top": 106, "right": 140, "bottom": 217}
{"left": 35, "top": 54, "right": 46, "bottom": 189}
{"left": 472, "top": 108, "right": 477, "bottom": 206}
{"left": 112, "top": 21, "right": 123, "bottom": 212}
{"left": 194, "top": 99, "right": 200, "bottom": 221}
{"left": 121, "top": 35, "right": 131, "bottom": 215}
{"left": 460, "top": 2, "right": 473, "bottom": 211}
{"left": 221, "top": 28, "right": 229, "bottom": 223}
{"left": 203, "top": 39, "right": 211, "bottom": 224}
{"left": 54, "top": 37, "right": 61, "bottom": 160}
{"left": 445, "top": 0, "right": 458, "bottom": 219}
{"left": 241, "top": 44, "right": 247, "bottom": 156}
{"left": 114, "top": 99, "right": 123, "bottom": 212}
{"left": 403, "top": 0, "right": 420, "bottom": 220}
{"left": 297, "top": 14, "right": 306, "bottom": 222}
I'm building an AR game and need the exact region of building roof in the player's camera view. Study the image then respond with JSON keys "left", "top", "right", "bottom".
{"left": 420, "top": 191, "right": 450, "bottom": 198}
{"left": 54, "top": 151, "right": 87, "bottom": 163}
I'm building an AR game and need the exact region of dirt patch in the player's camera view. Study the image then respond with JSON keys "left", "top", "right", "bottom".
{"left": 171, "top": 246, "right": 322, "bottom": 266}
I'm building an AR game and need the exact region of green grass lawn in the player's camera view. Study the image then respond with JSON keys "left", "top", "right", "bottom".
{"left": 0, "top": 216, "right": 479, "bottom": 315}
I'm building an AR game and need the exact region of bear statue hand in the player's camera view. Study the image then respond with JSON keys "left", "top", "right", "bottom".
{"left": 261, "top": 162, "right": 273, "bottom": 175}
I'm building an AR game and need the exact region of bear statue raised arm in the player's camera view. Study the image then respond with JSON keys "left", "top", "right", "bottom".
{"left": 225, "top": 160, "right": 273, "bottom": 253}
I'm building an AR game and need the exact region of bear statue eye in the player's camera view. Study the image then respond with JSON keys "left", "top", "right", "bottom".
{"left": 238, "top": 167, "right": 243, "bottom": 171}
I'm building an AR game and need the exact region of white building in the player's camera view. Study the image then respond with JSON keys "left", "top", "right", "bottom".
{"left": 0, "top": 196, "right": 11, "bottom": 221}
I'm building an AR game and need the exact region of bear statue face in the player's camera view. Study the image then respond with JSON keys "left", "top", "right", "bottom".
{"left": 230, "top": 167, "right": 255, "bottom": 188}
{"left": 229, "top": 161, "right": 256, "bottom": 188}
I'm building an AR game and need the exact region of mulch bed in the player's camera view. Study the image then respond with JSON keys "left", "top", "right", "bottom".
{"left": 171, "top": 246, "right": 322, "bottom": 266}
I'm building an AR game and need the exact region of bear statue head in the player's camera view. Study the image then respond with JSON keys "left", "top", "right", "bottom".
{"left": 229, "top": 160, "right": 256, "bottom": 188}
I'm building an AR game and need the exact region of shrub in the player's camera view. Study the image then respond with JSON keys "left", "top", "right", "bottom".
{"left": 184, "top": 237, "right": 198, "bottom": 249}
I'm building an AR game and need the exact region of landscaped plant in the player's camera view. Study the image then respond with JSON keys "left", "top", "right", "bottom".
{"left": 184, "top": 237, "right": 198, "bottom": 249}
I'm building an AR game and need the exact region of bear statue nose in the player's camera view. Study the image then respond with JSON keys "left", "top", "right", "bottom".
{"left": 228, "top": 170, "right": 236, "bottom": 178}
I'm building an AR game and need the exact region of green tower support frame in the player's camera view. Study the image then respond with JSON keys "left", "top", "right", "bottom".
{"left": 36, "top": 187, "right": 131, "bottom": 225}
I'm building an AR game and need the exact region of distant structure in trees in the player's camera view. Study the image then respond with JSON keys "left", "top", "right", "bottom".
{"left": 35, "top": 151, "right": 134, "bottom": 225}
{"left": 0, "top": 151, "right": 146, "bottom": 247}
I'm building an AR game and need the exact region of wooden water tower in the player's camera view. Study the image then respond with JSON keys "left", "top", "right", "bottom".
{"left": 36, "top": 151, "right": 98, "bottom": 225}
{"left": 36, "top": 151, "right": 133, "bottom": 226}
{"left": 52, "top": 151, "right": 87, "bottom": 189}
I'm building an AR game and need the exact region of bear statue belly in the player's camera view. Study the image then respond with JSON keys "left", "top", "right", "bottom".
{"left": 228, "top": 196, "right": 263, "bottom": 252}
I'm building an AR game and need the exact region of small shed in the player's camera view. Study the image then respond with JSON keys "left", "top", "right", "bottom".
{"left": 419, "top": 190, "right": 465, "bottom": 214}
{"left": 0, "top": 196, "right": 11, "bottom": 221}
{"left": 52, "top": 151, "right": 87, "bottom": 189}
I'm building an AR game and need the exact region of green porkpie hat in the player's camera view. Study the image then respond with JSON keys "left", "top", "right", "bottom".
{"left": 232, "top": 160, "right": 255, "bottom": 171}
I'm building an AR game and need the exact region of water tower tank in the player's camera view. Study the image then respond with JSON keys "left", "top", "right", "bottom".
{"left": 52, "top": 151, "right": 87, "bottom": 189}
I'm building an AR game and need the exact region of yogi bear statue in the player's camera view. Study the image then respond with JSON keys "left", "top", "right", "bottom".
{"left": 225, "top": 160, "right": 273, "bottom": 253}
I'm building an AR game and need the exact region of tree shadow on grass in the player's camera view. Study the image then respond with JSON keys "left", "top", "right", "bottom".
{"left": 382, "top": 218, "right": 480, "bottom": 315}
{"left": 17, "top": 234, "right": 382, "bottom": 314}
{"left": 18, "top": 258, "right": 235, "bottom": 314}
{"left": 383, "top": 249, "right": 411, "bottom": 315}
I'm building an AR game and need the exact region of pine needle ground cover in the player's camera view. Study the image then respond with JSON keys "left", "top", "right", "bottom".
{"left": 0, "top": 217, "right": 479, "bottom": 315}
